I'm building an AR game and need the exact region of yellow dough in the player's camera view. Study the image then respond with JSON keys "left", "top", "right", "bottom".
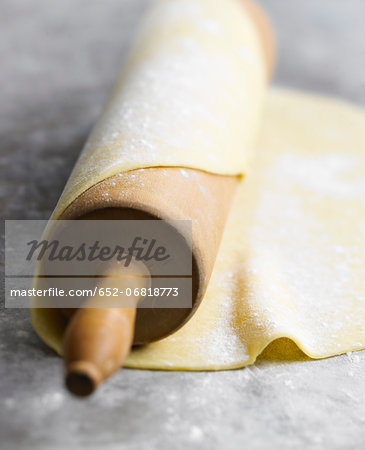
{"left": 31, "top": 88, "right": 365, "bottom": 369}
{"left": 50, "top": 0, "right": 266, "bottom": 219}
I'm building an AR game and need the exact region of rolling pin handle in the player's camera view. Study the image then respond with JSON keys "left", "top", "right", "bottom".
{"left": 63, "top": 272, "right": 142, "bottom": 396}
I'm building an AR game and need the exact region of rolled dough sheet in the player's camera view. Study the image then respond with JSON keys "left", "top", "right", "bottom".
{"left": 31, "top": 88, "right": 365, "bottom": 369}
{"left": 50, "top": 0, "right": 266, "bottom": 219}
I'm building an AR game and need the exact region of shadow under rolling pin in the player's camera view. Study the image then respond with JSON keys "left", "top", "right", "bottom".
{"left": 59, "top": 0, "right": 274, "bottom": 396}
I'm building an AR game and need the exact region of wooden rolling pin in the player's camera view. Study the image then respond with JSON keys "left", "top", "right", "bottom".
{"left": 58, "top": 0, "right": 274, "bottom": 396}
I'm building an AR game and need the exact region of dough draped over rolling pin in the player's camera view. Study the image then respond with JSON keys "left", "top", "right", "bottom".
{"left": 30, "top": 0, "right": 365, "bottom": 370}
{"left": 30, "top": 0, "right": 270, "bottom": 362}
{"left": 32, "top": 88, "right": 365, "bottom": 369}
{"left": 51, "top": 0, "right": 267, "bottom": 220}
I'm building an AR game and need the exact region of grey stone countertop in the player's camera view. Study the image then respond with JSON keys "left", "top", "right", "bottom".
{"left": 1, "top": 1, "right": 365, "bottom": 449}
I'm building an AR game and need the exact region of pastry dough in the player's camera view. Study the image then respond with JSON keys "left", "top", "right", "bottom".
{"left": 50, "top": 0, "right": 266, "bottom": 219}
{"left": 31, "top": 88, "right": 365, "bottom": 369}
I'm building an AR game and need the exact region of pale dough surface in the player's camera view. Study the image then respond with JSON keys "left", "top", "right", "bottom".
{"left": 50, "top": 0, "right": 266, "bottom": 219}
{"left": 31, "top": 88, "right": 365, "bottom": 369}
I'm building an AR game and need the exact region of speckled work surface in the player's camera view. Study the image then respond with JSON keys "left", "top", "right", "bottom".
{"left": 1, "top": 1, "right": 365, "bottom": 449}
